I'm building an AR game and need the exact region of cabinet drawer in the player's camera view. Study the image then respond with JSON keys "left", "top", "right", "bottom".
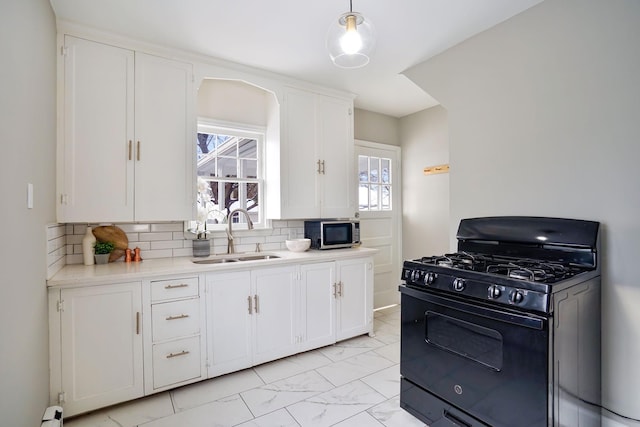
{"left": 151, "top": 277, "right": 198, "bottom": 302}
{"left": 152, "top": 336, "right": 201, "bottom": 389}
{"left": 152, "top": 299, "right": 200, "bottom": 342}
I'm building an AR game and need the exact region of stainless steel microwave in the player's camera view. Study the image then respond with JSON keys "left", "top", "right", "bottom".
{"left": 304, "top": 220, "right": 360, "bottom": 250}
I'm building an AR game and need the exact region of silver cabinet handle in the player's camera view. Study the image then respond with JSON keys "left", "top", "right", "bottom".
{"left": 166, "top": 314, "right": 189, "bottom": 321}
{"left": 165, "top": 283, "right": 189, "bottom": 289}
{"left": 247, "top": 295, "right": 253, "bottom": 314}
{"left": 137, "top": 140, "right": 141, "bottom": 161}
{"left": 254, "top": 295, "right": 259, "bottom": 314}
{"left": 317, "top": 159, "right": 322, "bottom": 174}
{"left": 136, "top": 312, "right": 140, "bottom": 335}
{"left": 338, "top": 281, "right": 343, "bottom": 297}
{"left": 320, "top": 160, "right": 325, "bottom": 174}
{"left": 128, "top": 140, "right": 132, "bottom": 160}
{"left": 166, "top": 350, "right": 190, "bottom": 359}
{"left": 333, "top": 283, "right": 338, "bottom": 298}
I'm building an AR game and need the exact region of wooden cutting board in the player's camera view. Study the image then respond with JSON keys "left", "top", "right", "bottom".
{"left": 92, "top": 225, "right": 128, "bottom": 262}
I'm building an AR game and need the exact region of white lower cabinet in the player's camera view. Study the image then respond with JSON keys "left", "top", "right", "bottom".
{"left": 299, "top": 262, "right": 337, "bottom": 352}
{"left": 48, "top": 282, "right": 144, "bottom": 417}
{"left": 206, "top": 271, "right": 253, "bottom": 377}
{"left": 206, "top": 257, "right": 373, "bottom": 377}
{"left": 48, "top": 254, "right": 373, "bottom": 416}
{"left": 206, "top": 266, "right": 298, "bottom": 377}
{"left": 144, "top": 276, "right": 205, "bottom": 393}
{"left": 252, "top": 266, "right": 299, "bottom": 365}
{"left": 336, "top": 258, "right": 374, "bottom": 341}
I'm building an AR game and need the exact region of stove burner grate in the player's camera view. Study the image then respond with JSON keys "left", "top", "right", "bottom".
{"left": 414, "top": 253, "right": 581, "bottom": 283}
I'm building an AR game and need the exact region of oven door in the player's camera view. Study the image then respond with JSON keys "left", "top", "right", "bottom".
{"left": 400, "top": 285, "right": 549, "bottom": 427}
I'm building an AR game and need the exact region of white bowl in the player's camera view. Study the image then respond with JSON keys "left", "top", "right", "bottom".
{"left": 285, "top": 238, "right": 311, "bottom": 252}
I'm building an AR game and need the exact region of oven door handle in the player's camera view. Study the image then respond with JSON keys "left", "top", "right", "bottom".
{"left": 443, "top": 410, "right": 471, "bottom": 427}
{"left": 401, "top": 286, "right": 545, "bottom": 330}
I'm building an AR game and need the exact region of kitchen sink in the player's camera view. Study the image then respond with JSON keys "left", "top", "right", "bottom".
{"left": 192, "top": 254, "right": 280, "bottom": 264}
{"left": 236, "top": 254, "right": 280, "bottom": 261}
{"left": 192, "top": 258, "right": 239, "bottom": 264}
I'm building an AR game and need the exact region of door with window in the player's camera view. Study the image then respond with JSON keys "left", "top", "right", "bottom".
{"left": 355, "top": 140, "right": 401, "bottom": 308}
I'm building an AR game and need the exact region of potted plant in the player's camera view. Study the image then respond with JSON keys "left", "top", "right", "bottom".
{"left": 94, "top": 241, "right": 115, "bottom": 265}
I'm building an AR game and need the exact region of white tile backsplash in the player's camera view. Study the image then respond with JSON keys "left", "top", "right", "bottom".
{"left": 47, "top": 220, "right": 301, "bottom": 266}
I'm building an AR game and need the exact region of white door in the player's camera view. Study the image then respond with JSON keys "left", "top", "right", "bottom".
{"left": 336, "top": 257, "right": 373, "bottom": 341}
{"left": 355, "top": 140, "right": 402, "bottom": 308}
{"left": 134, "top": 52, "right": 194, "bottom": 221}
{"left": 60, "top": 282, "right": 143, "bottom": 416}
{"left": 206, "top": 271, "right": 252, "bottom": 378}
{"left": 252, "top": 266, "right": 298, "bottom": 365}
{"left": 60, "top": 36, "right": 135, "bottom": 223}
{"left": 299, "top": 262, "right": 336, "bottom": 351}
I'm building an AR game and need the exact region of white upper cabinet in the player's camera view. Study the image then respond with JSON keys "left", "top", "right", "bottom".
{"left": 268, "top": 86, "right": 356, "bottom": 219}
{"left": 57, "top": 35, "right": 194, "bottom": 223}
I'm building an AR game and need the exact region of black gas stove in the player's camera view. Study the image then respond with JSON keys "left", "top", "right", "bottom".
{"left": 399, "top": 216, "right": 602, "bottom": 427}
{"left": 402, "top": 216, "right": 599, "bottom": 314}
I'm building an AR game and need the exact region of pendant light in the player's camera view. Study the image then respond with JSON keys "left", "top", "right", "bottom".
{"left": 326, "top": 0, "right": 375, "bottom": 69}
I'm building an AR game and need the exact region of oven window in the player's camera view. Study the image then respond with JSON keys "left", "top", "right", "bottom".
{"left": 425, "top": 311, "right": 503, "bottom": 371}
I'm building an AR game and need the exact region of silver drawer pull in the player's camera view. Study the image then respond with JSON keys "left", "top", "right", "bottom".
{"left": 165, "top": 283, "right": 189, "bottom": 289}
{"left": 166, "top": 314, "right": 189, "bottom": 321}
{"left": 166, "top": 350, "right": 190, "bottom": 359}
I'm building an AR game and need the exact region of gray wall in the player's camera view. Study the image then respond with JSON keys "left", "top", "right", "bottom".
{"left": 404, "top": 0, "right": 640, "bottom": 421}
{"left": 354, "top": 108, "right": 400, "bottom": 146}
{"left": 399, "top": 106, "right": 450, "bottom": 260}
{"left": 0, "top": 0, "right": 57, "bottom": 425}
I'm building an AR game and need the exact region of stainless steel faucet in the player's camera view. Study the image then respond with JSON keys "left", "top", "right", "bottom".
{"left": 226, "top": 208, "right": 254, "bottom": 254}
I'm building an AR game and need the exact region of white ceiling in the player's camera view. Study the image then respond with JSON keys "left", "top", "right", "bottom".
{"left": 49, "top": 0, "right": 542, "bottom": 118}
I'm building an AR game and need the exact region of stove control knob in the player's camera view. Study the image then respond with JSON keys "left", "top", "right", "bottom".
{"left": 488, "top": 285, "right": 501, "bottom": 299}
{"left": 424, "top": 272, "right": 436, "bottom": 285}
{"left": 452, "top": 278, "right": 466, "bottom": 292}
{"left": 509, "top": 289, "right": 525, "bottom": 304}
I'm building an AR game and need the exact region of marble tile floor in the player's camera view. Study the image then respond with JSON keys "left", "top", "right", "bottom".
{"left": 65, "top": 305, "right": 427, "bottom": 427}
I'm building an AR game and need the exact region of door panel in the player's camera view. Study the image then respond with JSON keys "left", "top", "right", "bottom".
{"left": 60, "top": 282, "right": 143, "bottom": 415}
{"left": 252, "top": 267, "right": 298, "bottom": 365}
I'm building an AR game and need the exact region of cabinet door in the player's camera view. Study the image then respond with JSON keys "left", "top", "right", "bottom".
{"left": 134, "top": 53, "right": 194, "bottom": 221}
{"left": 299, "top": 262, "right": 336, "bottom": 352}
{"left": 60, "top": 282, "right": 143, "bottom": 416}
{"left": 336, "top": 258, "right": 374, "bottom": 341}
{"left": 280, "top": 87, "right": 320, "bottom": 218}
{"left": 318, "top": 95, "right": 356, "bottom": 218}
{"left": 59, "top": 36, "right": 135, "bottom": 222}
{"left": 252, "top": 266, "right": 298, "bottom": 365}
{"left": 206, "top": 271, "right": 252, "bottom": 377}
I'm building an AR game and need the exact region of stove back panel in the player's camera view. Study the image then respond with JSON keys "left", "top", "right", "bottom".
{"left": 456, "top": 217, "right": 600, "bottom": 270}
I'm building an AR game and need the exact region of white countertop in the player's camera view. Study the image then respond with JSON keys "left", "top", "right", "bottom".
{"left": 47, "top": 247, "right": 378, "bottom": 288}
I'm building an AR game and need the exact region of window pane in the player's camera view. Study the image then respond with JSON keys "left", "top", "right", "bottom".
{"left": 218, "top": 138, "right": 237, "bottom": 157}
{"left": 359, "top": 183, "right": 370, "bottom": 210}
{"left": 358, "top": 156, "right": 369, "bottom": 182}
{"left": 370, "top": 157, "right": 380, "bottom": 183}
{"left": 239, "top": 138, "right": 257, "bottom": 159}
{"left": 217, "top": 157, "right": 237, "bottom": 177}
{"left": 240, "top": 158, "right": 257, "bottom": 179}
{"left": 370, "top": 184, "right": 379, "bottom": 208}
{"left": 382, "top": 185, "right": 391, "bottom": 209}
{"left": 381, "top": 159, "right": 391, "bottom": 184}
